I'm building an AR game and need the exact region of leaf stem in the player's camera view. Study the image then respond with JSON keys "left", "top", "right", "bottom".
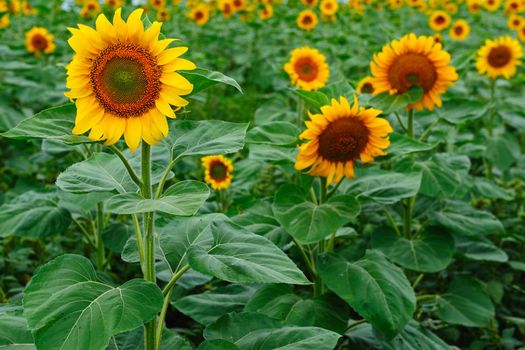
{"left": 416, "top": 294, "right": 440, "bottom": 303}
{"left": 109, "top": 145, "right": 143, "bottom": 189}
{"left": 418, "top": 118, "right": 441, "bottom": 142}
{"left": 155, "top": 159, "right": 177, "bottom": 199}
{"left": 407, "top": 108, "right": 414, "bottom": 139}
{"left": 345, "top": 319, "right": 367, "bottom": 332}
{"left": 383, "top": 208, "right": 401, "bottom": 237}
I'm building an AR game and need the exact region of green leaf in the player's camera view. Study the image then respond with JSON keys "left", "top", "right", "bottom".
{"left": 371, "top": 227, "right": 454, "bottom": 273}
{"left": 57, "top": 153, "right": 139, "bottom": 194}
{"left": 235, "top": 326, "right": 340, "bottom": 350}
{"left": 435, "top": 277, "right": 495, "bottom": 327}
{"left": 0, "top": 192, "right": 71, "bottom": 238}
{"left": 485, "top": 132, "right": 520, "bottom": 171}
{"left": 23, "top": 254, "right": 163, "bottom": 350}
{"left": 387, "top": 133, "right": 437, "bottom": 156}
{"left": 455, "top": 236, "right": 508, "bottom": 262}
{"left": 106, "top": 180, "right": 209, "bottom": 215}
{"left": 347, "top": 172, "right": 422, "bottom": 205}
{"left": 187, "top": 220, "right": 310, "bottom": 284}
{"left": 1, "top": 104, "right": 91, "bottom": 144}
{"left": 273, "top": 184, "right": 360, "bottom": 244}
{"left": 471, "top": 177, "right": 514, "bottom": 201}
{"left": 413, "top": 155, "right": 469, "bottom": 198}
{"left": 318, "top": 251, "right": 416, "bottom": 339}
{"left": 204, "top": 312, "right": 282, "bottom": 342}
{"left": 368, "top": 86, "right": 424, "bottom": 114}
{"left": 439, "top": 98, "right": 489, "bottom": 124}
{"left": 181, "top": 68, "right": 242, "bottom": 95}
{"left": 162, "top": 120, "right": 248, "bottom": 160}
{"left": 173, "top": 285, "right": 258, "bottom": 325}
{"left": 249, "top": 144, "right": 297, "bottom": 163}
{"left": 245, "top": 122, "right": 299, "bottom": 146}
{"left": 197, "top": 340, "right": 239, "bottom": 350}
{"left": 0, "top": 315, "right": 34, "bottom": 349}
{"left": 102, "top": 223, "right": 134, "bottom": 254}
{"left": 294, "top": 89, "right": 329, "bottom": 112}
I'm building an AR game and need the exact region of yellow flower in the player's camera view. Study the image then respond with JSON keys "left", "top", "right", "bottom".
{"left": 0, "top": 0, "right": 7, "bottom": 12}
{"left": 301, "top": 0, "right": 319, "bottom": 7}
{"left": 387, "top": 0, "right": 403, "bottom": 9}
{"left": 508, "top": 14, "right": 523, "bottom": 30}
{"left": 320, "top": 0, "right": 338, "bottom": 16}
{"left": 370, "top": 33, "right": 458, "bottom": 111}
{"left": 467, "top": 0, "right": 482, "bottom": 12}
{"left": 431, "top": 33, "right": 443, "bottom": 45}
{"left": 476, "top": 36, "right": 523, "bottom": 79}
{"left": 232, "top": 0, "right": 245, "bottom": 11}
{"left": 25, "top": 27, "right": 55, "bottom": 55}
{"left": 297, "top": 9, "right": 318, "bottom": 31}
{"left": 449, "top": 19, "right": 470, "bottom": 40}
{"left": 202, "top": 155, "right": 234, "bottom": 190}
{"left": 188, "top": 4, "right": 210, "bottom": 25}
{"left": 284, "top": 46, "right": 330, "bottom": 91}
{"left": 80, "top": 0, "right": 101, "bottom": 18}
{"left": 445, "top": 2, "right": 458, "bottom": 12}
{"left": 295, "top": 96, "right": 393, "bottom": 185}
{"left": 157, "top": 7, "right": 171, "bottom": 21}
{"left": 65, "top": 8, "right": 196, "bottom": 151}
{"left": 150, "top": 0, "right": 166, "bottom": 10}
{"left": 105, "top": 0, "right": 124, "bottom": 9}
{"left": 484, "top": 0, "right": 501, "bottom": 11}
{"left": 259, "top": 4, "right": 273, "bottom": 19}
{"left": 518, "top": 23, "right": 525, "bottom": 41}
{"left": 0, "top": 14, "right": 9, "bottom": 29}
{"left": 429, "top": 10, "right": 451, "bottom": 31}
{"left": 504, "top": 0, "right": 523, "bottom": 13}
{"left": 356, "top": 76, "right": 376, "bottom": 94}
{"left": 218, "top": 0, "right": 234, "bottom": 17}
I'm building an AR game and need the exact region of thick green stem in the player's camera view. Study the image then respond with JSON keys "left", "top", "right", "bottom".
{"left": 297, "top": 98, "right": 305, "bottom": 128}
{"left": 313, "top": 178, "right": 328, "bottom": 297}
{"left": 407, "top": 108, "right": 414, "bottom": 139}
{"left": 95, "top": 202, "right": 105, "bottom": 271}
{"left": 132, "top": 214, "right": 145, "bottom": 275}
{"left": 384, "top": 208, "right": 401, "bottom": 237}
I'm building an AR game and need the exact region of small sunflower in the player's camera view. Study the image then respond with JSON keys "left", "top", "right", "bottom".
{"left": 259, "top": 4, "right": 273, "bottom": 19}
{"left": 467, "top": 0, "right": 482, "bottom": 12}
{"left": 445, "top": 2, "right": 458, "bottom": 13}
{"left": 25, "top": 27, "right": 55, "bottom": 56}
{"left": 0, "top": 14, "right": 9, "bottom": 29}
{"left": 157, "top": 7, "right": 171, "bottom": 21}
{"left": 295, "top": 96, "right": 393, "bottom": 185}
{"left": 356, "top": 76, "right": 376, "bottom": 94}
{"left": 518, "top": 24, "right": 525, "bottom": 41}
{"left": 432, "top": 33, "right": 443, "bottom": 45}
{"left": 150, "top": 0, "right": 166, "bottom": 10}
{"left": 449, "top": 19, "right": 470, "bottom": 40}
{"left": 429, "top": 10, "right": 451, "bottom": 31}
{"left": 219, "top": 0, "right": 234, "bottom": 17}
{"left": 370, "top": 33, "right": 458, "bottom": 111}
{"left": 65, "top": 8, "right": 196, "bottom": 151}
{"left": 80, "top": 0, "right": 101, "bottom": 18}
{"left": 301, "top": 0, "right": 319, "bottom": 7}
{"left": 484, "top": 0, "right": 501, "bottom": 11}
{"left": 476, "top": 36, "right": 523, "bottom": 79}
{"left": 284, "top": 46, "right": 330, "bottom": 91}
{"left": 297, "top": 9, "right": 318, "bottom": 31}
{"left": 202, "top": 155, "right": 234, "bottom": 190}
{"left": 504, "top": 0, "right": 522, "bottom": 13}
{"left": 232, "top": 0, "right": 245, "bottom": 11}
{"left": 320, "top": 0, "right": 339, "bottom": 16}
{"left": 188, "top": 4, "right": 209, "bottom": 25}
{"left": 105, "top": 0, "right": 123, "bottom": 9}
{"left": 508, "top": 14, "right": 523, "bottom": 30}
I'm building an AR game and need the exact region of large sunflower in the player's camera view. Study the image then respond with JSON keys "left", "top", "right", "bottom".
{"left": 370, "top": 33, "right": 458, "bottom": 111}
{"left": 297, "top": 9, "right": 318, "bottom": 31}
{"left": 476, "top": 36, "right": 523, "bottom": 79}
{"left": 284, "top": 46, "right": 330, "bottom": 91}
{"left": 449, "top": 19, "right": 470, "bottom": 40}
{"left": 295, "top": 96, "right": 393, "bottom": 185}
{"left": 25, "top": 27, "right": 55, "bottom": 56}
{"left": 202, "top": 155, "right": 234, "bottom": 190}
{"left": 65, "top": 8, "right": 196, "bottom": 151}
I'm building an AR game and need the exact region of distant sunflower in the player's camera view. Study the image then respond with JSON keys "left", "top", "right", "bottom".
{"left": 320, "top": 0, "right": 338, "bottom": 16}
{"left": 188, "top": 4, "right": 209, "bottom": 25}
{"left": 504, "top": 0, "right": 522, "bottom": 13}
{"left": 202, "top": 155, "right": 234, "bottom": 190}
{"left": 431, "top": 33, "right": 443, "bottom": 45}
{"left": 150, "top": 0, "right": 166, "bottom": 10}
{"left": 157, "top": 7, "right": 171, "bottom": 21}
{"left": 25, "top": 27, "right": 55, "bottom": 55}
{"left": 295, "top": 96, "right": 393, "bottom": 185}
{"left": 467, "top": 0, "right": 482, "bottom": 12}
{"left": 356, "top": 76, "right": 376, "bottom": 94}
{"left": 65, "top": 9, "right": 196, "bottom": 151}
{"left": 518, "top": 24, "right": 525, "bottom": 41}
{"left": 484, "top": 0, "right": 501, "bottom": 11}
{"left": 301, "top": 0, "right": 319, "bottom": 7}
{"left": 259, "top": 4, "right": 273, "bottom": 19}
{"left": 429, "top": 10, "right": 451, "bottom": 31}
{"left": 0, "top": 14, "right": 9, "bottom": 29}
{"left": 232, "top": 0, "right": 245, "bottom": 11}
{"left": 508, "top": 14, "right": 523, "bottom": 30}
{"left": 219, "top": 0, "right": 233, "bottom": 17}
{"left": 284, "top": 46, "right": 329, "bottom": 91}
{"left": 445, "top": 2, "right": 458, "bottom": 13}
{"left": 476, "top": 36, "right": 523, "bottom": 79}
{"left": 449, "top": 19, "right": 470, "bottom": 40}
{"left": 80, "top": 0, "right": 101, "bottom": 18}
{"left": 370, "top": 33, "right": 458, "bottom": 111}
{"left": 297, "top": 9, "right": 318, "bottom": 30}
{"left": 105, "top": 0, "right": 123, "bottom": 9}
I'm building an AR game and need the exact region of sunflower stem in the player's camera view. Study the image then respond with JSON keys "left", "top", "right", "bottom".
{"left": 407, "top": 108, "right": 414, "bottom": 139}
{"left": 155, "top": 159, "right": 177, "bottom": 199}
{"left": 297, "top": 97, "right": 305, "bottom": 128}
{"left": 95, "top": 202, "right": 105, "bottom": 271}
{"left": 109, "top": 145, "right": 143, "bottom": 189}
{"left": 314, "top": 177, "right": 328, "bottom": 297}
{"left": 485, "top": 79, "right": 496, "bottom": 179}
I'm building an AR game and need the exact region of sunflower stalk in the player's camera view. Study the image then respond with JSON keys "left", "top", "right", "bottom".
{"left": 485, "top": 79, "right": 496, "bottom": 179}
{"left": 95, "top": 202, "right": 105, "bottom": 271}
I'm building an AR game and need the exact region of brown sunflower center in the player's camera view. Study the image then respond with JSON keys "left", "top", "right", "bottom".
{"left": 195, "top": 10, "right": 204, "bottom": 20}
{"left": 361, "top": 82, "right": 374, "bottom": 94}
{"left": 210, "top": 161, "right": 228, "bottom": 181}
{"left": 318, "top": 118, "right": 369, "bottom": 162}
{"left": 294, "top": 57, "right": 319, "bottom": 82}
{"left": 512, "top": 19, "right": 520, "bottom": 26}
{"left": 233, "top": 0, "right": 242, "bottom": 6}
{"left": 453, "top": 25, "right": 463, "bottom": 35}
{"left": 435, "top": 15, "right": 445, "bottom": 24}
{"left": 90, "top": 43, "right": 161, "bottom": 118}
{"left": 325, "top": 2, "right": 333, "bottom": 9}
{"left": 31, "top": 34, "right": 48, "bottom": 50}
{"left": 487, "top": 45, "right": 512, "bottom": 68}
{"left": 302, "top": 14, "right": 313, "bottom": 24}
{"left": 387, "top": 53, "right": 437, "bottom": 93}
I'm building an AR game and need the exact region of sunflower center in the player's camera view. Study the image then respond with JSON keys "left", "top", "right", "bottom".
{"left": 31, "top": 34, "right": 48, "bottom": 50}
{"left": 388, "top": 53, "right": 437, "bottom": 93}
{"left": 90, "top": 43, "right": 161, "bottom": 118}
{"left": 487, "top": 45, "right": 512, "bottom": 68}
{"left": 435, "top": 15, "right": 445, "bottom": 24}
{"left": 302, "top": 15, "right": 313, "bottom": 24}
{"left": 318, "top": 118, "right": 369, "bottom": 162}
{"left": 453, "top": 25, "right": 463, "bottom": 35}
{"left": 210, "top": 161, "right": 228, "bottom": 181}
{"left": 361, "top": 82, "right": 374, "bottom": 94}
{"left": 294, "top": 57, "right": 319, "bottom": 82}
{"left": 195, "top": 10, "right": 204, "bottom": 20}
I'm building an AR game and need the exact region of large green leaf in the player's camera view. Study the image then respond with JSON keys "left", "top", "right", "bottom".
{"left": 435, "top": 277, "right": 495, "bottom": 327}
{"left": 0, "top": 315, "right": 34, "bottom": 349}
{"left": 272, "top": 184, "right": 360, "bottom": 244}
{"left": 387, "top": 133, "right": 437, "bottom": 156}
{"left": 23, "top": 254, "right": 163, "bottom": 350}
{"left": 485, "top": 132, "right": 520, "bottom": 171}
{"left": 197, "top": 340, "right": 239, "bottom": 350}
{"left": 187, "top": 220, "right": 310, "bottom": 284}
{"left": 413, "top": 155, "right": 470, "bottom": 198}
{"left": 204, "top": 312, "right": 282, "bottom": 342}
{"left": 294, "top": 89, "right": 329, "bottom": 113}
{"left": 318, "top": 251, "right": 416, "bottom": 339}
{"left": 347, "top": 172, "right": 422, "bottom": 205}
{"left": 1, "top": 104, "right": 91, "bottom": 144}
{"left": 456, "top": 236, "right": 508, "bottom": 262}
{"left": 368, "top": 86, "right": 424, "bottom": 114}
{"left": 235, "top": 326, "right": 340, "bottom": 350}
{"left": 56, "top": 153, "right": 139, "bottom": 194}
{"left": 245, "top": 122, "right": 299, "bottom": 146}
{"left": 106, "top": 181, "right": 209, "bottom": 215}
{"left": 180, "top": 68, "right": 242, "bottom": 95}
{"left": 438, "top": 98, "right": 489, "bottom": 124}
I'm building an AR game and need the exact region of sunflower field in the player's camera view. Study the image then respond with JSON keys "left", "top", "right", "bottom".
{"left": 1, "top": 0, "right": 525, "bottom": 348}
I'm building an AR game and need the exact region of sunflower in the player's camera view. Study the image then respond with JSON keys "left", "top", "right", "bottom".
{"left": 65, "top": 9, "right": 196, "bottom": 151}
{"left": 370, "top": 33, "right": 458, "bottom": 111}
{"left": 219, "top": 0, "right": 233, "bottom": 17}
{"left": 320, "top": 0, "right": 339, "bottom": 15}
{"left": 157, "top": 7, "right": 171, "bottom": 21}
{"left": 295, "top": 96, "right": 393, "bottom": 185}
{"left": 297, "top": 9, "right": 318, "bottom": 30}
{"left": 232, "top": 0, "right": 245, "bottom": 11}
{"left": 105, "top": 0, "right": 124, "bottom": 9}
{"left": 356, "top": 76, "right": 376, "bottom": 94}
{"left": 508, "top": 14, "right": 523, "bottom": 30}
{"left": 431, "top": 33, "right": 443, "bottom": 45}
{"left": 476, "top": 36, "right": 523, "bottom": 79}
{"left": 449, "top": 19, "right": 470, "bottom": 40}
{"left": 150, "top": 0, "right": 166, "bottom": 10}
{"left": 387, "top": 0, "right": 403, "bottom": 10}
{"left": 25, "top": 27, "right": 55, "bottom": 56}
{"left": 445, "top": 2, "right": 458, "bottom": 12}
{"left": 429, "top": 10, "right": 451, "bottom": 31}
{"left": 259, "top": 4, "right": 273, "bottom": 19}
{"left": 467, "top": 0, "right": 482, "bottom": 12}
{"left": 80, "top": 0, "right": 101, "bottom": 18}
{"left": 202, "top": 155, "right": 234, "bottom": 190}
{"left": 284, "top": 46, "right": 330, "bottom": 91}
{"left": 519, "top": 24, "right": 525, "bottom": 41}
{"left": 0, "top": 14, "right": 9, "bottom": 29}
{"left": 301, "top": 0, "right": 319, "bottom": 7}
{"left": 484, "top": 0, "right": 501, "bottom": 11}
{"left": 504, "top": 0, "right": 522, "bottom": 12}
{"left": 188, "top": 4, "right": 209, "bottom": 25}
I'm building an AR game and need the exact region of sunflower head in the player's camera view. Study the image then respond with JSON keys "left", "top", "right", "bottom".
{"left": 508, "top": 14, "right": 523, "bottom": 30}
{"left": 297, "top": 9, "right": 318, "bottom": 31}
{"left": 0, "top": 14, "right": 10, "bottom": 29}
{"left": 484, "top": 0, "right": 501, "bottom": 10}
{"left": 476, "top": 36, "right": 523, "bottom": 79}
{"left": 219, "top": 0, "right": 234, "bottom": 17}
{"left": 189, "top": 4, "right": 210, "bottom": 25}
{"left": 105, "top": 0, "right": 123, "bottom": 9}
{"left": 202, "top": 155, "right": 234, "bottom": 190}
{"left": 25, "top": 27, "right": 55, "bottom": 55}
{"left": 356, "top": 76, "right": 376, "bottom": 94}
{"left": 429, "top": 10, "right": 451, "bottom": 31}
{"left": 284, "top": 46, "right": 330, "bottom": 91}
{"left": 232, "top": 0, "right": 245, "bottom": 11}
{"left": 80, "top": 0, "right": 101, "bottom": 18}
{"left": 157, "top": 7, "right": 171, "bottom": 21}
{"left": 150, "top": 0, "right": 166, "bottom": 10}
{"left": 370, "top": 33, "right": 458, "bottom": 111}
{"left": 259, "top": 4, "right": 273, "bottom": 19}
{"left": 467, "top": 0, "right": 482, "bottom": 12}
{"left": 504, "top": 0, "right": 523, "bottom": 13}
{"left": 301, "top": 0, "right": 319, "bottom": 7}
{"left": 65, "top": 8, "right": 196, "bottom": 151}
{"left": 295, "top": 96, "right": 393, "bottom": 185}
{"left": 320, "top": 0, "right": 339, "bottom": 15}
{"left": 449, "top": 19, "right": 470, "bottom": 40}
